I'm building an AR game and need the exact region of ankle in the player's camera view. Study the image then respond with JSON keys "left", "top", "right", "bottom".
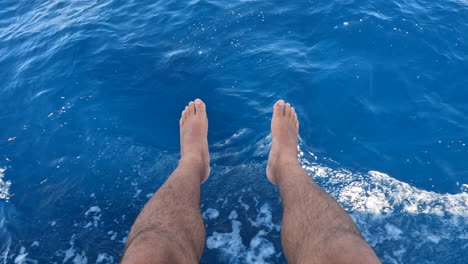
{"left": 268, "top": 156, "right": 301, "bottom": 184}
{"left": 270, "top": 153, "right": 300, "bottom": 168}
{"left": 179, "top": 154, "right": 209, "bottom": 177}
{"left": 275, "top": 157, "right": 300, "bottom": 168}
{"left": 179, "top": 154, "right": 207, "bottom": 167}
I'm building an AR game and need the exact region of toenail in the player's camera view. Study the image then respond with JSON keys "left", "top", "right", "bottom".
{"left": 195, "top": 99, "right": 202, "bottom": 105}
{"left": 278, "top": 101, "right": 284, "bottom": 106}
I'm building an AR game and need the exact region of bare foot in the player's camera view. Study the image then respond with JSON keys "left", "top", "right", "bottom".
{"left": 267, "top": 100, "right": 300, "bottom": 185}
{"left": 179, "top": 99, "right": 210, "bottom": 183}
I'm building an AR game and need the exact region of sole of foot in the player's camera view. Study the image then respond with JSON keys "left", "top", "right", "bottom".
{"left": 266, "top": 99, "right": 300, "bottom": 185}
{"left": 179, "top": 99, "right": 210, "bottom": 184}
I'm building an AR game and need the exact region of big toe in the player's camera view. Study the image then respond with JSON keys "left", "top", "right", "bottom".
{"left": 273, "top": 100, "right": 285, "bottom": 118}
{"left": 195, "top": 98, "right": 206, "bottom": 116}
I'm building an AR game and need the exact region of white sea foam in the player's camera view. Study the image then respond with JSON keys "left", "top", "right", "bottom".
{"left": 331, "top": 169, "right": 468, "bottom": 216}
{"left": 85, "top": 206, "right": 101, "bottom": 215}
{"left": 60, "top": 235, "right": 88, "bottom": 263}
{"left": 72, "top": 251, "right": 88, "bottom": 264}
{"left": 461, "top": 184, "right": 468, "bottom": 192}
{"left": 96, "top": 253, "right": 114, "bottom": 263}
{"left": 248, "top": 204, "right": 279, "bottom": 232}
{"left": 238, "top": 196, "right": 250, "bottom": 211}
{"left": 207, "top": 221, "right": 277, "bottom": 263}
{"left": 206, "top": 220, "right": 244, "bottom": 256}
{"left": 107, "top": 230, "right": 118, "bottom": 241}
{"left": 229, "top": 210, "right": 238, "bottom": 220}
{"left": 133, "top": 189, "right": 142, "bottom": 198}
{"left": 63, "top": 236, "right": 77, "bottom": 263}
{"left": 246, "top": 230, "right": 276, "bottom": 264}
{"left": 384, "top": 224, "right": 402, "bottom": 240}
{"left": 202, "top": 208, "right": 220, "bottom": 220}
{"left": 206, "top": 204, "right": 279, "bottom": 263}
{"left": 212, "top": 128, "right": 250, "bottom": 148}
{"left": 13, "top": 247, "right": 37, "bottom": 264}
{"left": 296, "top": 141, "right": 468, "bottom": 217}
{"left": 163, "top": 48, "right": 191, "bottom": 60}
{"left": 84, "top": 206, "right": 102, "bottom": 228}
{"left": 0, "top": 168, "right": 11, "bottom": 200}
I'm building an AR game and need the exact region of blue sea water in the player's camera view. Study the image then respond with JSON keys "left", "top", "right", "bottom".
{"left": 1, "top": 0, "right": 468, "bottom": 263}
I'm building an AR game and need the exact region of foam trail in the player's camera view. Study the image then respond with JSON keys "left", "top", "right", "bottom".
{"left": 206, "top": 136, "right": 468, "bottom": 263}
{"left": 206, "top": 206, "right": 279, "bottom": 264}
{"left": 297, "top": 145, "right": 468, "bottom": 263}
{"left": 0, "top": 169, "right": 11, "bottom": 200}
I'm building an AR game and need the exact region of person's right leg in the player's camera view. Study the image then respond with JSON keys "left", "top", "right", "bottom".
{"left": 267, "top": 100, "right": 381, "bottom": 264}
{"left": 120, "top": 99, "right": 209, "bottom": 264}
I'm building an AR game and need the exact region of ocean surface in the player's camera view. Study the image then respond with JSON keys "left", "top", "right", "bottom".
{"left": 1, "top": 0, "right": 468, "bottom": 263}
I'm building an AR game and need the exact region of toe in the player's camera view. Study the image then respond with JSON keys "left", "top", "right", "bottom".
{"left": 294, "top": 114, "right": 299, "bottom": 129}
{"left": 194, "top": 98, "right": 206, "bottom": 115}
{"left": 273, "top": 100, "right": 285, "bottom": 117}
{"left": 285, "top": 103, "right": 291, "bottom": 117}
{"left": 188, "top": 101, "right": 195, "bottom": 115}
{"left": 184, "top": 106, "right": 189, "bottom": 119}
{"left": 180, "top": 111, "right": 185, "bottom": 126}
{"left": 290, "top": 106, "right": 299, "bottom": 128}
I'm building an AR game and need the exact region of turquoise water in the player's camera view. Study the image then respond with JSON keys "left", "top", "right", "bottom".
{"left": 1, "top": 0, "right": 467, "bottom": 263}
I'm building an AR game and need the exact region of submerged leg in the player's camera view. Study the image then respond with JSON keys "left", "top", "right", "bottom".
{"left": 121, "top": 99, "right": 210, "bottom": 264}
{"left": 267, "top": 100, "right": 381, "bottom": 264}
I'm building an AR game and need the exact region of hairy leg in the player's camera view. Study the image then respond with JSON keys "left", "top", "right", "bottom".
{"left": 267, "top": 100, "right": 381, "bottom": 264}
{"left": 121, "top": 99, "right": 210, "bottom": 264}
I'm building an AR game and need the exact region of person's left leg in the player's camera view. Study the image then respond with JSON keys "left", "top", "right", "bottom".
{"left": 120, "top": 99, "right": 210, "bottom": 264}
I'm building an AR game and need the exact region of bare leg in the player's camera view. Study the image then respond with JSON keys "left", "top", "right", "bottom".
{"left": 121, "top": 99, "right": 210, "bottom": 264}
{"left": 267, "top": 100, "right": 381, "bottom": 264}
